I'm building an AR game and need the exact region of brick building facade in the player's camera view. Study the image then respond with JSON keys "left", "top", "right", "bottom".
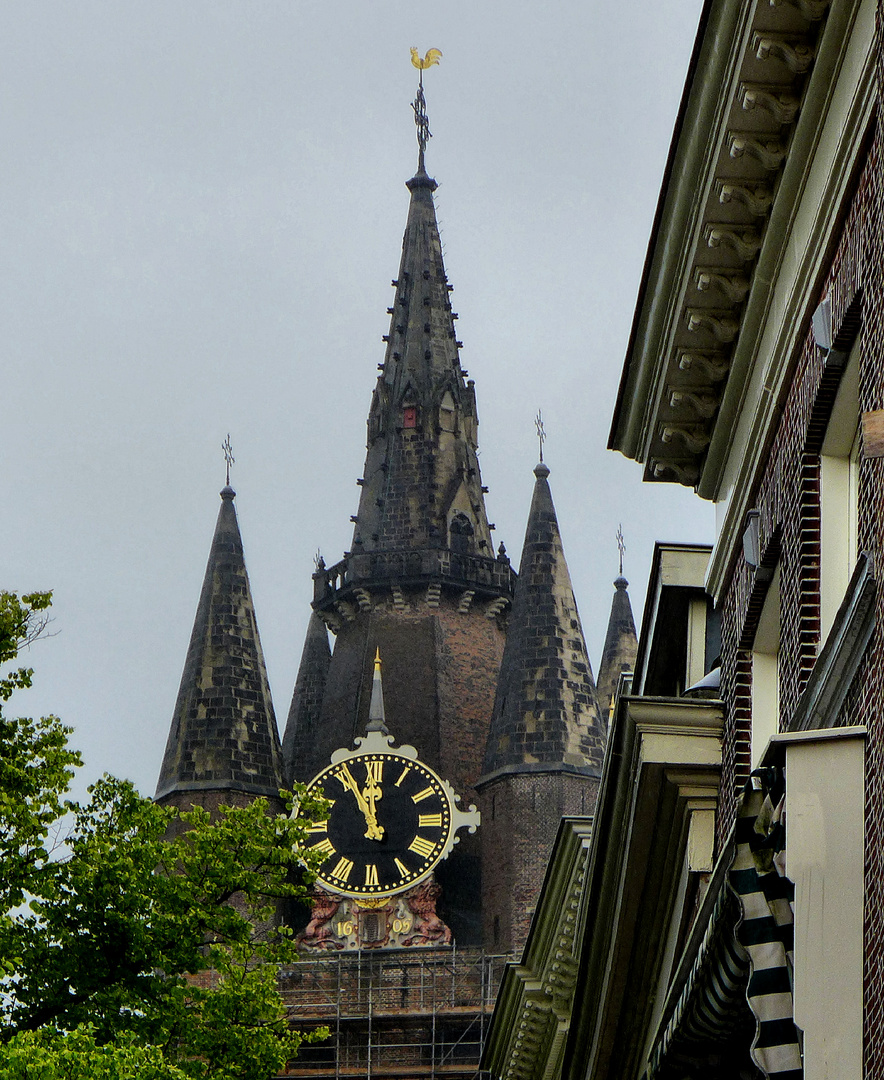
{"left": 485, "top": 1, "right": 881, "bottom": 1078}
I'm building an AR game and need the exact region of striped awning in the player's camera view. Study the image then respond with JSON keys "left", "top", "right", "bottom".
{"left": 729, "top": 766, "right": 803, "bottom": 1079}
{"left": 646, "top": 879, "right": 751, "bottom": 1079}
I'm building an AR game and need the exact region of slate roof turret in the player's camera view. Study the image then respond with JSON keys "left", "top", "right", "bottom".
{"left": 282, "top": 611, "right": 331, "bottom": 785}
{"left": 480, "top": 462, "right": 605, "bottom": 781}
{"left": 596, "top": 573, "right": 638, "bottom": 723}
{"left": 155, "top": 485, "right": 284, "bottom": 802}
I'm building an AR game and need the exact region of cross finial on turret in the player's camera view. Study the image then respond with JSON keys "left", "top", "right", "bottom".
{"left": 222, "top": 433, "right": 235, "bottom": 487}
{"left": 535, "top": 411, "right": 546, "bottom": 463}
{"left": 411, "top": 48, "right": 442, "bottom": 173}
{"left": 616, "top": 524, "right": 626, "bottom": 577}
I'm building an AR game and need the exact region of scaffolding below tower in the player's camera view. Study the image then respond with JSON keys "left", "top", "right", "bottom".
{"left": 279, "top": 948, "right": 514, "bottom": 1079}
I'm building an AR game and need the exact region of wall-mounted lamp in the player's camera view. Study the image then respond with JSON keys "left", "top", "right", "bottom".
{"left": 812, "top": 296, "right": 848, "bottom": 370}
{"left": 743, "top": 509, "right": 762, "bottom": 568}
{"left": 812, "top": 297, "right": 832, "bottom": 351}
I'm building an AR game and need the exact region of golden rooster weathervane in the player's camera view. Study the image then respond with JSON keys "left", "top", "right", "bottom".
{"left": 410, "top": 48, "right": 442, "bottom": 172}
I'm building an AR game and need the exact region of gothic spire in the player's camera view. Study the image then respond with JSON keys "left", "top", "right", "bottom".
{"left": 480, "top": 462, "right": 605, "bottom": 781}
{"left": 346, "top": 92, "right": 493, "bottom": 564}
{"left": 155, "top": 485, "right": 284, "bottom": 802}
{"left": 595, "top": 571, "right": 638, "bottom": 724}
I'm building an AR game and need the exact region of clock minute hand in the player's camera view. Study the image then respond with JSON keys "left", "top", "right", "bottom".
{"left": 337, "top": 765, "right": 384, "bottom": 841}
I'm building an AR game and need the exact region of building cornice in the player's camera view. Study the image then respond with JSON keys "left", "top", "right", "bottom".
{"left": 562, "top": 694, "right": 723, "bottom": 1080}
{"left": 611, "top": 0, "right": 873, "bottom": 558}
{"left": 481, "top": 818, "right": 595, "bottom": 1080}
{"left": 705, "top": 3, "right": 874, "bottom": 598}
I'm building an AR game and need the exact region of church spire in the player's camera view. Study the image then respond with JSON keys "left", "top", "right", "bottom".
{"left": 596, "top": 564, "right": 638, "bottom": 724}
{"left": 281, "top": 610, "right": 331, "bottom": 786}
{"left": 156, "top": 485, "right": 284, "bottom": 803}
{"left": 480, "top": 460, "right": 605, "bottom": 781}
{"left": 353, "top": 52, "right": 491, "bottom": 559}
{"left": 313, "top": 57, "right": 508, "bottom": 611}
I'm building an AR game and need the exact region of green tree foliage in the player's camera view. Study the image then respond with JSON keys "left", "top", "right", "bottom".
{"left": 0, "top": 592, "right": 327, "bottom": 1078}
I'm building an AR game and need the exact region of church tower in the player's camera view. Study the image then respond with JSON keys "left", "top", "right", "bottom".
{"left": 478, "top": 460, "right": 606, "bottom": 953}
{"left": 282, "top": 77, "right": 513, "bottom": 945}
{"left": 155, "top": 60, "right": 633, "bottom": 1076}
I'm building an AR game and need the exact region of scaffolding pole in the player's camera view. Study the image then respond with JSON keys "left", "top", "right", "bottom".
{"left": 280, "top": 949, "right": 514, "bottom": 1078}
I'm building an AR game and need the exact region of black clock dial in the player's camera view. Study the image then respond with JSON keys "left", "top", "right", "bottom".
{"left": 305, "top": 753, "right": 452, "bottom": 897}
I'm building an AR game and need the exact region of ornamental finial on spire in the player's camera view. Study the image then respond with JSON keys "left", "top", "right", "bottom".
{"left": 616, "top": 524, "right": 626, "bottom": 578}
{"left": 221, "top": 433, "right": 236, "bottom": 497}
{"left": 222, "top": 433, "right": 234, "bottom": 484}
{"left": 534, "top": 412, "right": 550, "bottom": 478}
{"left": 411, "top": 47, "right": 441, "bottom": 173}
{"left": 535, "top": 411, "right": 546, "bottom": 463}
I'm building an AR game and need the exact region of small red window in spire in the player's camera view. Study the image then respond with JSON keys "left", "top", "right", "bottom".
{"left": 403, "top": 406, "right": 417, "bottom": 429}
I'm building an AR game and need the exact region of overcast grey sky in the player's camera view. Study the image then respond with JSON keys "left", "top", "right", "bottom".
{"left": 3, "top": 1, "right": 712, "bottom": 799}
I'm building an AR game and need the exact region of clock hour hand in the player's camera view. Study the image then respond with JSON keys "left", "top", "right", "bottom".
{"left": 362, "top": 762, "right": 383, "bottom": 835}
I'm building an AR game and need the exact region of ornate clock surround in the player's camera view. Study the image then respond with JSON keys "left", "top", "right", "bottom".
{"left": 299, "top": 727, "right": 480, "bottom": 950}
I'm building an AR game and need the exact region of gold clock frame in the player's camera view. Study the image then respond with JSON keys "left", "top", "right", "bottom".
{"left": 302, "top": 728, "right": 480, "bottom": 901}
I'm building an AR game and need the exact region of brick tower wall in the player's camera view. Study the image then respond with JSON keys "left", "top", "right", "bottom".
{"left": 292, "top": 589, "right": 507, "bottom": 946}
{"left": 480, "top": 772, "right": 598, "bottom": 954}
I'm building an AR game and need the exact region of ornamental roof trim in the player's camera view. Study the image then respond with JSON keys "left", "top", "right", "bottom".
{"left": 609, "top": 0, "right": 833, "bottom": 493}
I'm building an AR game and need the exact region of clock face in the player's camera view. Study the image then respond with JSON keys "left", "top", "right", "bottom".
{"left": 305, "top": 752, "right": 453, "bottom": 897}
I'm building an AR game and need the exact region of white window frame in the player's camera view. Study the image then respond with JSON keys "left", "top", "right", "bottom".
{"left": 751, "top": 563, "right": 781, "bottom": 768}
{"left": 819, "top": 343, "right": 860, "bottom": 645}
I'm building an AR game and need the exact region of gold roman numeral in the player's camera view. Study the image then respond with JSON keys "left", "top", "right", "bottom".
{"left": 311, "top": 838, "right": 334, "bottom": 857}
{"left": 394, "top": 858, "right": 409, "bottom": 878}
{"left": 409, "top": 836, "right": 436, "bottom": 859}
{"left": 395, "top": 765, "right": 411, "bottom": 787}
{"left": 333, "top": 765, "right": 357, "bottom": 791}
{"left": 365, "top": 760, "right": 383, "bottom": 783}
{"left": 418, "top": 813, "right": 443, "bottom": 829}
{"left": 412, "top": 786, "right": 435, "bottom": 804}
{"left": 330, "top": 856, "right": 354, "bottom": 883}
{"left": 307, "top": 820, "right": 328, "bottom": 834}
{"left": 364, "top": 864, "right": 379, "bottom": 886}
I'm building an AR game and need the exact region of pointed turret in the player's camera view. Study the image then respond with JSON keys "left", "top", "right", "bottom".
{"left": 281, "top": 611, "right": 331, "bottom": 786}
{"left": 480, "top": 461, "right": 605, "bottom": 780}
{"left": 478, "top": 460, "right": 605, "bottom": 954}
{"left": 596, "top": 573, "right": 638, "bottom": 723}
{"left": 156, "top": 485, "right": 284, "bottom": 805}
